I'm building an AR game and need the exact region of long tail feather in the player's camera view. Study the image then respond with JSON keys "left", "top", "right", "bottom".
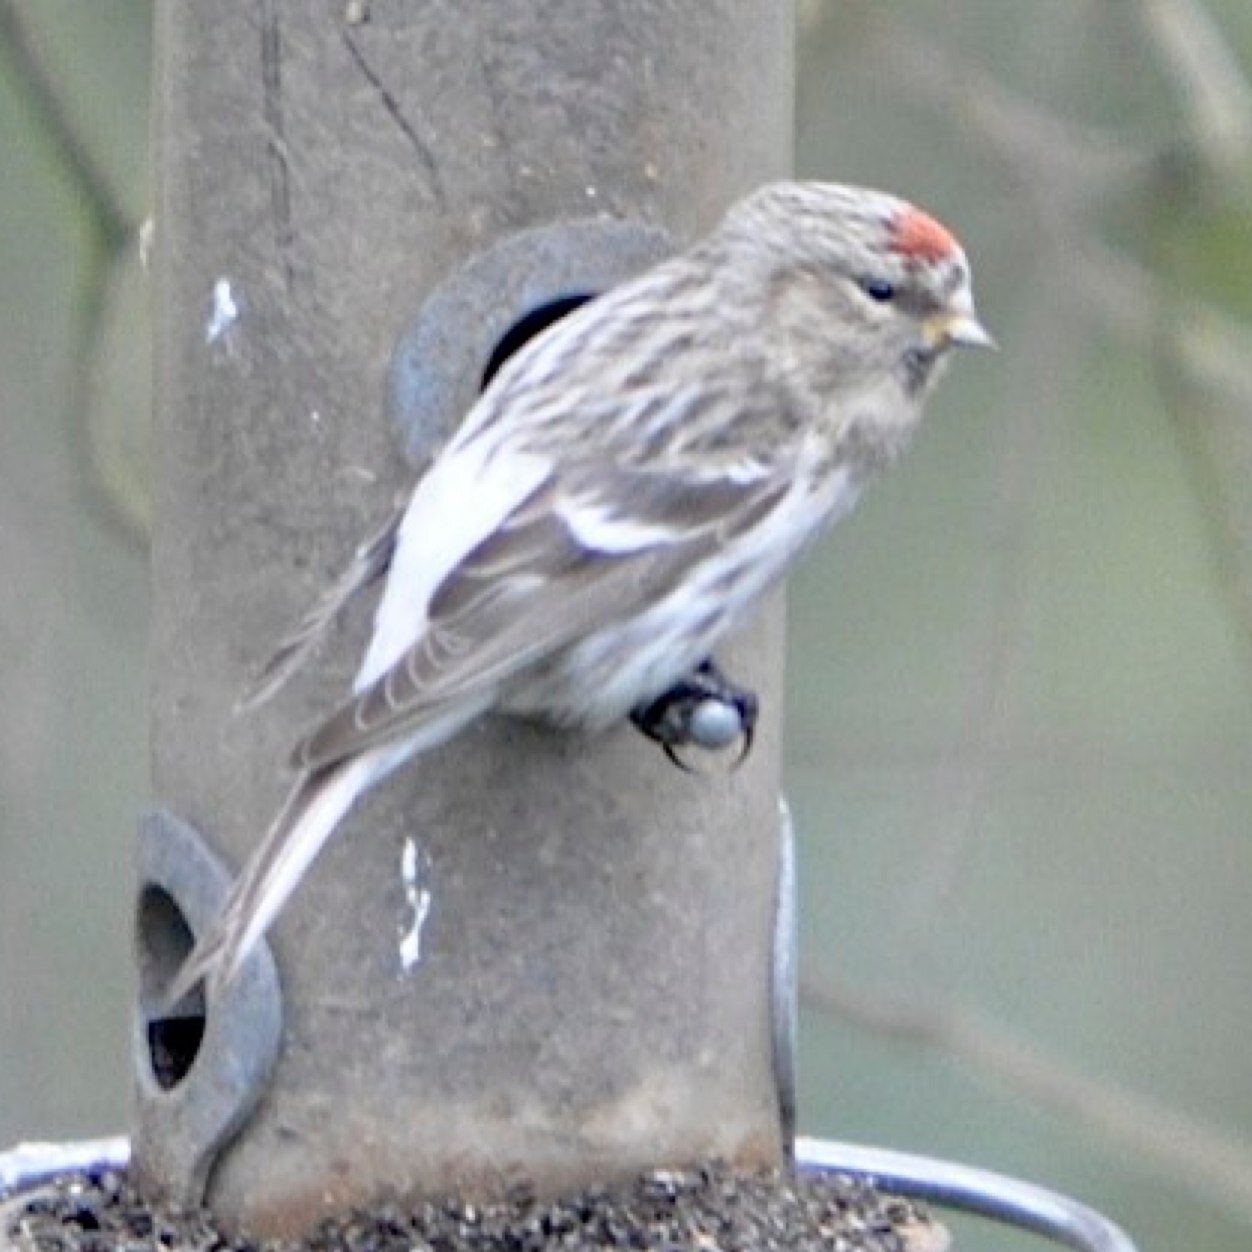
{"left": 164, "top": 697, "right": 491, "bottom": 1010}
{"left": 163, "top": 755, "right": 380, "bottom": 1008}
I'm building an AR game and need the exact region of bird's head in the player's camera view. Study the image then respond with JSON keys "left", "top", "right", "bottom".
{"left": 718, "top": 181, "right": 994, "bottom": 397}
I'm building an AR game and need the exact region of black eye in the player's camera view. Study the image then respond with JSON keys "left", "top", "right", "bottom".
{"left": 861, "top": 277, "right": 895, "bottom": 303}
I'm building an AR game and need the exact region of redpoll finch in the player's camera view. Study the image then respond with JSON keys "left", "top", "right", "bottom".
{"left": 167, "top": 180, "right": 992, "bottom": 1004}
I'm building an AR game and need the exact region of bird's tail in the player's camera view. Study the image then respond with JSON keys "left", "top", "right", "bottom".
{"left": 164, "top": 697, "right": 495, "bottom": 1011}
{"left": 163, "top": 752, "right": 384, "bottom": 1009}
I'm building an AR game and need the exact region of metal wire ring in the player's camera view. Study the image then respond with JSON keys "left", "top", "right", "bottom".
{"left": 796, "top": 1136, "right": 1139, "bottom": 1252}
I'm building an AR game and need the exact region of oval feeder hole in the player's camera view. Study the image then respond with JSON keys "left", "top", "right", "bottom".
{"left": 388, "top": 215, "right": 675, "bottom": 462}
{"left": 480, "top": 292, "right": 597, "bottom": 389}
{"left": 132, "top": 809, "right": 283, "bottom": 1205}
{"left": 137, "top": 884, "right": 205, "bottom": 1089}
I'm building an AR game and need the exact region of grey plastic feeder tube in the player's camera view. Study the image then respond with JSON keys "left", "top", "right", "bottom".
{"left": 140, "top": 1, "right": 794, "bottom": 1238}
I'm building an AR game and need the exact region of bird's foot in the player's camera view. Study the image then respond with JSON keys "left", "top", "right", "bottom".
{"left": 630, "top": 658, "right": 758, "bottom": 771}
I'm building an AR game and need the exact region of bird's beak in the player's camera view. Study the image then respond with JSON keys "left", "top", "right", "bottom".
{"left": 924, "top": 293, "right": 997, "bottom": 351}
{"left": 943, "top": 313, "right": 997, "bottom": 350}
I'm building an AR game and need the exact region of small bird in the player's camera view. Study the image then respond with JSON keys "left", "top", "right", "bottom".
{"left": 167, "top": 180, "right": 992, "bottom": 1005}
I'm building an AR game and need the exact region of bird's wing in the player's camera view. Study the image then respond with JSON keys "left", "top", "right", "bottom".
{"left": 293, "top": 460, "right": 789, "bottom": 772}
{"left": 236, "top": 494, "right": 410, "bottom": 712}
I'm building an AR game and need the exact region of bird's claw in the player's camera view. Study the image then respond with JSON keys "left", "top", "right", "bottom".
{"left": 630, "top": 659, "right": 758, "bottom": 771}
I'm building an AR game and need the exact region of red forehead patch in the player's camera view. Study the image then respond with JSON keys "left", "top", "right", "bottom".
{"left": 890, "top": 208, "right": 959, "bottom": 263}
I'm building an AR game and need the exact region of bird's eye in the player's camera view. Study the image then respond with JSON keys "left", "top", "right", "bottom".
{"left": 861, "top": 277, "right": 895, "bottom": 303}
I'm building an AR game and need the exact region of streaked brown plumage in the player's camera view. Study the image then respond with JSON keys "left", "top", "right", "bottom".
{"left": 167, "top": 180, "right": 992, "bottom": 1005}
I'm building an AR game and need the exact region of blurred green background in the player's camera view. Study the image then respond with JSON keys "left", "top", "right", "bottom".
{"left": 3, "top": 3, "right": 1252, "bottom": 1250}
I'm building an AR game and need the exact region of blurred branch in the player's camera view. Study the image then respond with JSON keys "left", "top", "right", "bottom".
{"left": 0, "top": 0, "right": 130, "bottom": 250}
{"left": 1135, "top": 0, "right": 1252, "bottom": 177}
{"left": 870, "top": 6, "right": 1252, "bottom": 665}
{"left": 1067, "top": 238, "right": 1252, "bottom": 660}
{"left": 805, "top": 975, "right": 1252, "bottom": 1229}
{"left": 865, "top": 7, "right": 1252, "bottom": 396}
{"left": 1170, "top": 417, "right": 1252, "bottom": 655}
{"left": 0, "top": 0, "right": 148, "bottom": 548}
{"left": 871, "top": 2, "right": 1252, "bottom": 197}
{"left": 866, "top": 11, "right": 1151, "bottom": 216}
{"left": 1073, "top": 238, "right": 1252, "bottom": 416}
{"left": 1159, "top": 310, "right": 1252, "bottom": 663}
{"left": 1173, "top": 303, "right": 1252, "bottom": 416}
{"left": 886, "top": 279, "right": 1074, "bottom": 983}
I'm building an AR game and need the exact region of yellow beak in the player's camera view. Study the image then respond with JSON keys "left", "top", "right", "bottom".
{"left": 943, "top": 313, "right": 997, "bottom": 350}
{"left": 924, "top": 295, "right": 996, "bottom": 351}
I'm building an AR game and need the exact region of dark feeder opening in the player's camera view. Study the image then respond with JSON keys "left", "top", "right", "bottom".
{"left": 481, "top": 293, "right": 596, "bottom": 388}
{"left": 137, "top": 885, "right": 205, "bottom": 1089}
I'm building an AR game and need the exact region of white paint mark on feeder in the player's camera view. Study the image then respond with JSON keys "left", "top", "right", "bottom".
{"left": 138, "top": 217, "right": 155, "bottom": 270}
{"left": 398, "top": 836, "right": 433, "bottom": 972}
{"left": 206, "top": 278, "right": 241, "bottom": 345}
